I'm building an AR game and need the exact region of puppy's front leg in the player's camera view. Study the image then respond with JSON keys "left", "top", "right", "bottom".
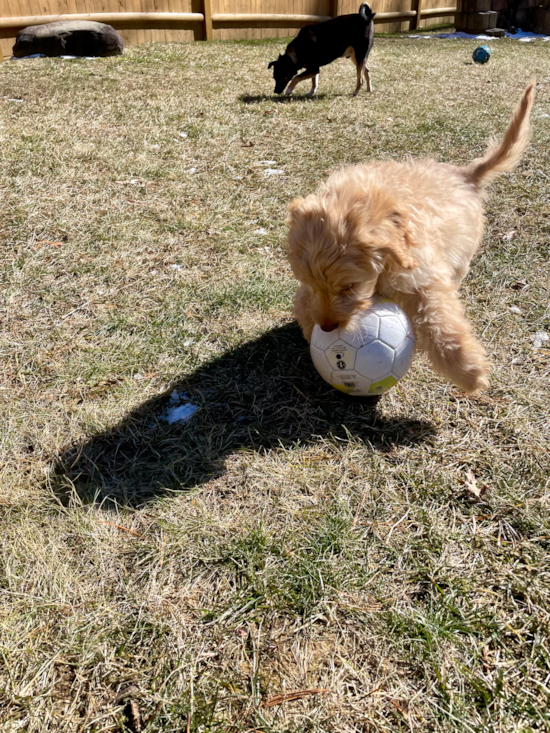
{"left": 403, "top": 289, "right": 490, "bottom": 394}
{"left": 293, "top": 284, "right": 315, "bottom": 342}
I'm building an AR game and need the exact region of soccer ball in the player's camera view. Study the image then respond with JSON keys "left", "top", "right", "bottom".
{"left": 310, "top": 298, "right": 415, "bottom": 396}
{"left": 473, "top": 46, "right": 491, "bottom": 64}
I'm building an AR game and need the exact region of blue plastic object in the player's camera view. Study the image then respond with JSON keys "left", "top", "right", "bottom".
{"left": 473, "top": 45, "right": 491, "bottom": 64}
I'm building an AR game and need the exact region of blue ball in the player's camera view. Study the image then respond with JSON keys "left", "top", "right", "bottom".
{"left": 473, "top": 45, "right": 491, "bottom": 64}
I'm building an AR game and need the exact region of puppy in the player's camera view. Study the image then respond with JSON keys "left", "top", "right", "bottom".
{"left": 268, "top": 3, "right": 375, "bottom": 98}
{"left": 287, "top": 83, "right": 535, "bottom": 394}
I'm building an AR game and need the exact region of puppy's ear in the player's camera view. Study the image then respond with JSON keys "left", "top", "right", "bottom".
{"left": 287, "top": 197, "right": 305, "bottom": 223}
{"left": 348, "top": 201, "right": 416, "bottom": 270}
{"left": 380, "top": 210, "right": 416, "bottom": 269}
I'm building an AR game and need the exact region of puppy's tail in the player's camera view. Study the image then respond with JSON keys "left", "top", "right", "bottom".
{"left": 359, "top": 2, "right": 375, "bottom": 21}
{"left": 465, "top": 81, "right": 535, "bottom": 189}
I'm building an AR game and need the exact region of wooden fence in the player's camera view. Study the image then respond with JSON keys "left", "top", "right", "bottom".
{"left": 0, "top": 0, "right": 457, "bottom": 58}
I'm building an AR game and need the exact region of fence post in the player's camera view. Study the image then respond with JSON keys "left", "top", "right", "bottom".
{"left": 203, "top": 0, "right": 213, "bottom": 40}
{"left": 412, "top": 0, "right": 424, "bottom": 29}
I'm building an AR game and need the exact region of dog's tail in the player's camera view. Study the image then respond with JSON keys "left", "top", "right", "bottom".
{"left": 465, "top": 81, "right": 535, "bottom": 189}
{"left": 359, "top": 2, "right": 375, "bottom": 21}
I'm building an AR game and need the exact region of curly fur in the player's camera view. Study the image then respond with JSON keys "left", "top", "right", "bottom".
{"left": 287, "top": 83, "right": 535, "bottom": 393}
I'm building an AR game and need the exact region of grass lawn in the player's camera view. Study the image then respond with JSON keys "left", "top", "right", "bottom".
{"left": 0, "top": 35, "right": 549, "bottom": 732}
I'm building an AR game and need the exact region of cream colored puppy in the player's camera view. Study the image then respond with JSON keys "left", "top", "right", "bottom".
{"left": 288, "top": 83, "right": 535, "bottom": 393}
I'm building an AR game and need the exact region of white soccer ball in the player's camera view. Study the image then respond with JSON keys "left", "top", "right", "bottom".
{"left": 310, "top": 298, "right": 415, "bottom": 396}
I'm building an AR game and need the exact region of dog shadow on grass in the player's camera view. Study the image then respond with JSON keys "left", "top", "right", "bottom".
{"left": 239, "top": 93, "right": 330, "bottom": 104}
{"left": 50, "top": 322, "right": 434, "bottom": 508}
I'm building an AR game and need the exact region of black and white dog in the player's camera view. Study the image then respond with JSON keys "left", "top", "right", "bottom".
{"left": 268, "top": 3, "right": 375, "bottom": 97}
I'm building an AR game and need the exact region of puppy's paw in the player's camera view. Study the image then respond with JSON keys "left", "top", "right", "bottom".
{"left": 460, "top": 370, "right": 490, "bottom": 394}
{"left": 455, "top": 357, "right": 491, "bottom": 394}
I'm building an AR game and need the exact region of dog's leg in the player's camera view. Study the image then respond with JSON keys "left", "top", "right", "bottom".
{"left": 307, "top": 73, "right": 320, "bottom": 97}
{"left": 285, "top": 70, "right": 319, "bottom": 97}
{"left": 293, "top": 285, "right": 315, "bottom": 342}
{"left": 352, "top": 62, "right": 364, "bottom": 97}
{"left": 353, "top": 59, "right": 372, "bottom": 95}
{"left": 400, "top": 289, "right": 490, "bottom": 393}
{"left": 363, "top": 64, "right": 373, "bottom": 93}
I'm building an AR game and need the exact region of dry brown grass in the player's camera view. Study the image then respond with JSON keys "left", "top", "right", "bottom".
{"left": 0, "top": 36, "right": 549, "bottom": 732}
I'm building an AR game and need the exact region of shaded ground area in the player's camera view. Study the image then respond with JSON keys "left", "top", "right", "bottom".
{"left": 53, "top": 322, "right": 432, "bottom": 505}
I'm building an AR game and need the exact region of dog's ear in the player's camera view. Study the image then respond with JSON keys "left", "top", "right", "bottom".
{"left": 287, "top": 197, "right": 309, "bottom": 226}
{"left": 287, "top": 196, "right": 325, "bottom": 227}
{"left": 381, "top": 210, "right": 416, "bottom": 269}
{"left": 287, "top": 197, "right": 304, "bottom": 215}
{"left": 347, "top": 200, "right": 416, "bottom": 270}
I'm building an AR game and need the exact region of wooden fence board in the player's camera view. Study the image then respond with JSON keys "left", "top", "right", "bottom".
{"left": 0, "top": 0, "right": 455, "bottom": 57}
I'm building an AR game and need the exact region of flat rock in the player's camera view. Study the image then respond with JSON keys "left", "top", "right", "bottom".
{"left": 13, "top": 20, "right": 124, "bottom": 58}
{"left": 485, "top": 27, "right": 506, "bottom": 37}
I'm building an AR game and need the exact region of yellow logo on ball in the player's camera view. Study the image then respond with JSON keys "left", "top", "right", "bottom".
{"left": 368, "top": 375, "right": 398, "bottom": 394}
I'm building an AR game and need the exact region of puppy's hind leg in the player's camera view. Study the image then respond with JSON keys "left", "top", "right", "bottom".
{"left": 401, "top": 288, "right": 490, "bottom": 394}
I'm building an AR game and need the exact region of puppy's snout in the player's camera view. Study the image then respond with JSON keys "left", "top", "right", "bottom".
{"left": 320, "top": 322, "right": 339, "bottom": 333}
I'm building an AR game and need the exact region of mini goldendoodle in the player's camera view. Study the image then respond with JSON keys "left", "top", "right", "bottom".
{"left": 287, "top": 83, "right": 535, "bottom": 394}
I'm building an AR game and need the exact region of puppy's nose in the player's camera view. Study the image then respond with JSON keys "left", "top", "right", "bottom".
{"left": 320, "top": 322, "right": 339, "bottom": 333}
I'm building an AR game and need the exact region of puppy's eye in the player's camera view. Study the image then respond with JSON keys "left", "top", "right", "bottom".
{"left": 340, "top": 284, "right": 355, "bottom": 294}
